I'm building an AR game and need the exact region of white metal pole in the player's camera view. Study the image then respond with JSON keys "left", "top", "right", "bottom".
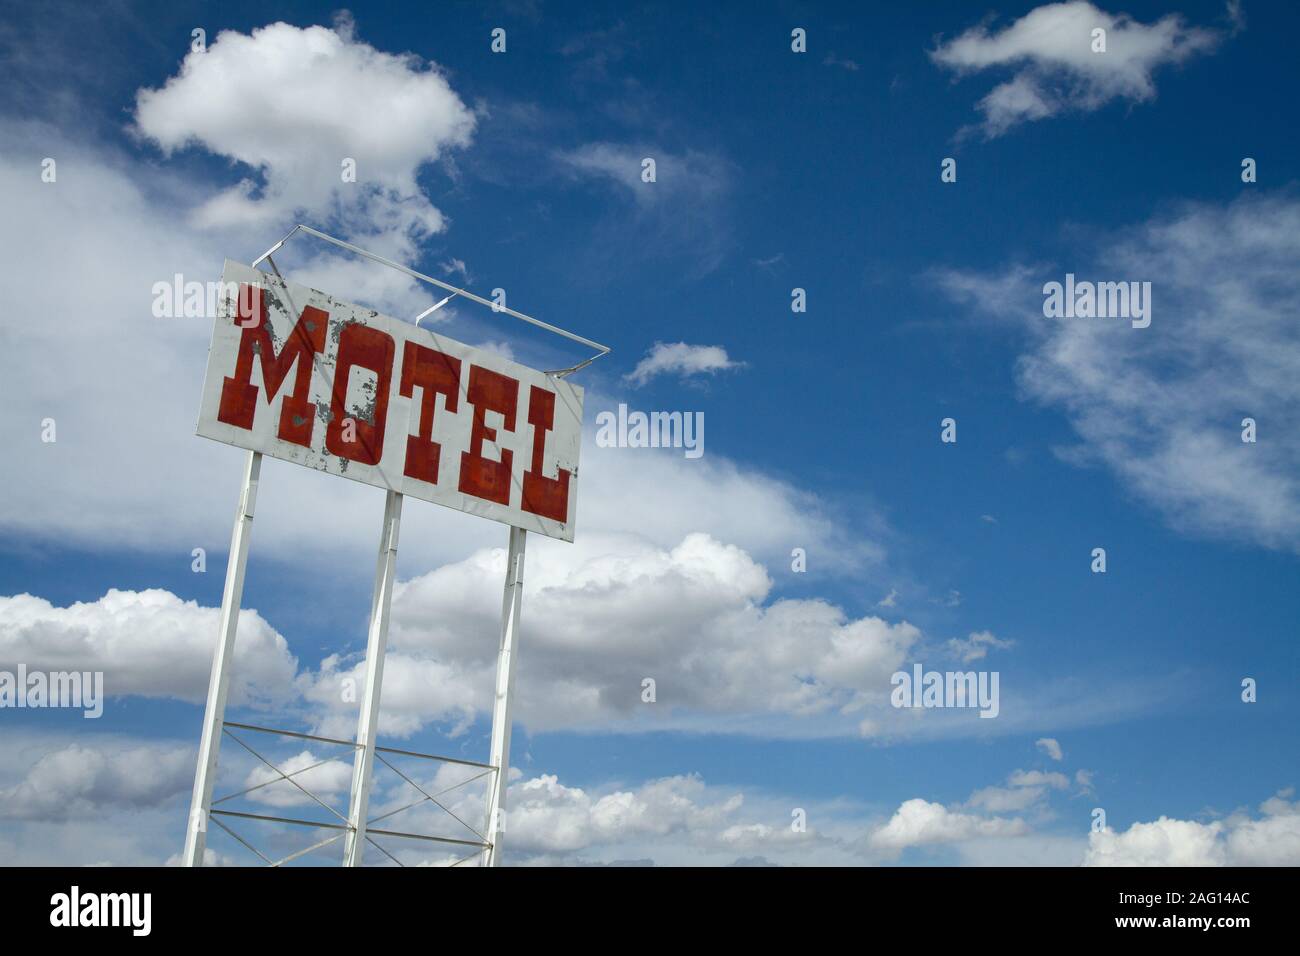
{"left": 482, "top": 526, "right": 527, "bottom": 867}
{"left": 342, "top": 489, "right": 404, "bottom": 867}
{"left": 183, "top": 450, "right": 262, "bottom": 867}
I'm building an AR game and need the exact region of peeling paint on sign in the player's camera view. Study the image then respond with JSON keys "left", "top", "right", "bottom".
{"left": 196, "top": 260, "right": 584, "bottom": 542}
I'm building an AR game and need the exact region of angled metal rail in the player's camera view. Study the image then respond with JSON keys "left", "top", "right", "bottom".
{"left": 250, "top": 223, "right": 611, "bottom": 378}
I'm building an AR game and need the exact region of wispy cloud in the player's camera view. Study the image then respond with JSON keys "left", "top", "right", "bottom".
{"left": 938, "top": 193, "right": 1300, "bottom": 554}
{"left": 946, "top": 630, "right": 1014, "bottom": 663}
{"left": 556, "top": 141, "right": 735, "bottom": 276}
{"left": 625, "top": 342, "right": 745, "bottom": 387}
{"left": 1036, "top": 737, "right": 1065, "bottom": 761}
{"left": 931, "top": 1, "right": 1233, "bottom": 137}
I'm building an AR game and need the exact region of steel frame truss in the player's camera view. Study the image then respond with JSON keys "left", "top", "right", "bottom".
{"left": 205, "top": 722, "right": 497, "bottom": 867}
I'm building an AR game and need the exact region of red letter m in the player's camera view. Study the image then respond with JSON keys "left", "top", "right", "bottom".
{"left": 217, "top": 284, "right": 327, "bottom": 447}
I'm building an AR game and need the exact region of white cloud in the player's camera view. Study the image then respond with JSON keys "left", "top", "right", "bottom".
{"left": 301, "top": 531, "right": 919, "bottom": 737}
{"left": 0, "top": 589, "right": 297, "bottom": 707}
{"left": 318, "top": 765, "right": 841, "bottom": 865}
{"left": 559, "top": 142, "right": 727, "bottom": 204}
{"left": 3, "top": 726, "right": 1286, "bottom": 867}
{"left": 1085, "top": 816, "right": 1226, "bottom": 866}
{"left": 0, "top": 742, "right": 193, "bottom": 822}
{"left": 966, "top": 786, "right": 1050, "bottom": 814}
{"left": 133, "top": 16, "right": 474, "bottom": 240}
{"left": 556, "top": 142, "right": 734, "bottom": 276}
{"left": 1085, "top": 791, "right": 1300, "bottom": 866}
{"left": 967, "top": 768, "right": 1070, "bottom": 813}
{"left": 579, "top": 442, "right": 878, "bottom": 573}
{"left": 870, "top": 798, "right": 1029, "bottom": 851}
{"left": 931, "top": 1, "right": 1228, "bottom": 136}
{"left": 1227, "top": 791, "right": 1300, "bottom": 866}
{"left": 937, "top": 193, "right": 1300, "bottom": 554}
{"left": 624, "top": 342, "right": 745, "bottom": 387}
{"left": 1036, "top": 737, "right": 1064, "bottom": 761}
{"left": 439, "top": 257, "right": 472, "bottom": 284}
{"left": 392, "top": 769, "right": 868, "bottom": 866}
{"left": 945, "top": 629, "right": 1013, "bottom": 663}
{"left": 1008, "top": 769, "right": 1071, "bottom": 790}
{"left": 503, "top": 774, "right": 742, "bottom": 855}
{"left": 241, "top": 749, "right": 354, "bottom": 809}
{"left": 303, "top": 651, "right": 482, "bottom": 740}
{"left": 130, "top": 17, "right": 478, "bottom": 321}
{"left": 290, "top": 518, "right": 1176, "bottom": 743}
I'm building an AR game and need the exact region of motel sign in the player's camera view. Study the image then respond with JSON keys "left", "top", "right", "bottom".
{"left": 184, "top": 234, "right": 605, "bottom": 869}
{"left": 197, "top": 259, "right": 584, "bottom": 541}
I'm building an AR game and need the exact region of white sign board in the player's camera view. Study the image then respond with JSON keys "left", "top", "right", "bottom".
{"left": 197, "top": 260, "right": 583, "bottom": 541}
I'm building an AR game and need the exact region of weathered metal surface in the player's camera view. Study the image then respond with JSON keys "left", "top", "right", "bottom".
{"left": 197, "top": 260, "right": 583, "bottom": 541}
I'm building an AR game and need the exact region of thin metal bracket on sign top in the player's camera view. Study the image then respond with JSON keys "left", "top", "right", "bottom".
{"left": 249, "top": 224, "right": 611, "bottom": 379}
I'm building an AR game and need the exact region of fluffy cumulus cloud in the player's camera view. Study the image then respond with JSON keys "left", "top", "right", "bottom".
{"left": 1085, "top": 790, "right": 1300, "bottom": 866}
{"left": 186, "top": 759, "right": 857, "bottom": 866}
{"left": 869, "top": 798, "right": 1029, "bottom": 851}
{"left": 0, "top": 555, "right": 1112, "bottom": 748}
{"left": 0, "top": 742, "right": 193, "bottom": 822}
{"left": 502, "top": 774, "right": 743, "bottom": 856}
{"left": 625, "top": 342, "right": 745, "bottom": 387}
{"left": 937, "top": 193, "right": 1300, "bottom": 554}
{"left": 0, "top": 589, "right": 297, "bottom": 706}
{"left": 130, "top": 17, "right": 478, "bottom": 320}
{"left": 302, "top": 531, "right": 920, "bottom": 738}
{"left": 931, "top": 1, "right": 1233, "bottom": 137}
{"left": 1086, "top": 816, "right": 1226, "bottom": 866}
{"left": 133, "top": 16, "right": 474, "bottom": 247}
{"left": 856, "top": 760, "right": 1116, "bottom": 862}
{"left": 0, "top": 729, "right": 1288, "bottom": 866}
{"left": 348, "top": 769, "right": 917, "bottom": 866}
{"left": 1225, "top": 791, "right": 1300, "bottom": 866}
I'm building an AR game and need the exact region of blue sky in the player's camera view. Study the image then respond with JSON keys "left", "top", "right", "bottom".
{"left": 1, "top": 0, "right": 1297, "bottom": 865}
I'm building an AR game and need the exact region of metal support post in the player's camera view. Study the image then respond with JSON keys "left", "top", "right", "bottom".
{"left": 482, "top": 526, "right": 527, "bottom": 866}
{"left": 342, "top": 490, "right": 404, "bottom": 866}
{"left": 183, "top": 450, "right": 262, "bottom": 867}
